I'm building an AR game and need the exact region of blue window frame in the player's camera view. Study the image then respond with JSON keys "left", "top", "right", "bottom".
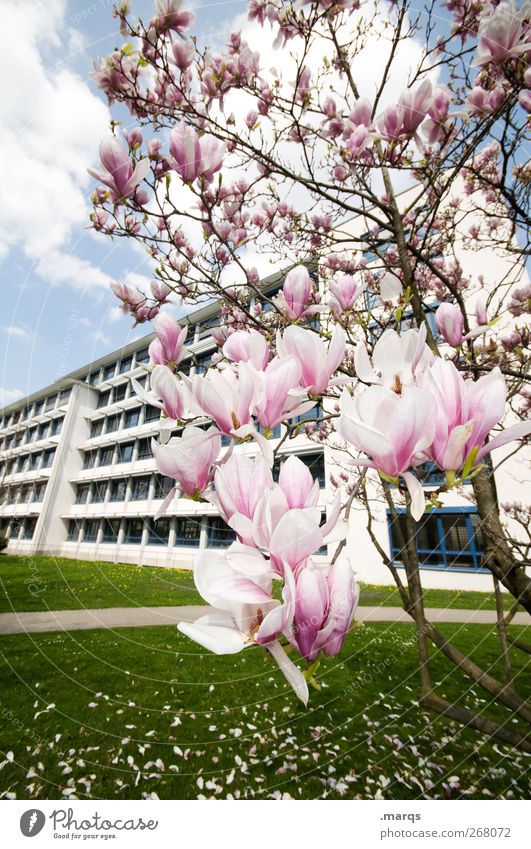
{"left": 387, "top": 506, "right": 486, "bottom": 572}
{"left": 207, "top": 516, "right": 236, "bottom": 548}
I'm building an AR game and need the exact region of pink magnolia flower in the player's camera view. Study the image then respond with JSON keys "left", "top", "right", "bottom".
{"left": 338, "top": 385, "right": 437, "bottom": 519}
{"left": 177, "top": 544, "right": 308, "bottom": 704}
{"left": 184, "top": 366, "right": 258, "bottom": 442}
{"left": 153, "top": 0, "right": 195, "bottom": 35}
{"left": 278, "top": 266, "right": 313, "bottom": 320}
{"left": 149, "top": 313, "right": 188, "bottom": 369}
{"left": 475, "top": 294, "right": 488, "bottom": 327}
{"left": 422, "top": 360, "right": 531, "bottom": 472}
{"left": 88, "top": 136, "right": 149, "bottom": 204}
{"left": 245, "top": 356, "right": 313, "bottom": 430}
{"left": 213, "top": 454, "right": 274, "bottom": 545}
{"left": 172, "top": 40, "right": 195, "bottom": 70}
{"left": 355, "top": 326, "right": 433, "bottom": 393}
{"left": 153, "top": 425, "right": 221, "bottom": 497}
{"left": 379, "top": 272, "right": 402, "bottom": 304}
{"left": 169, "top": 121, "right": 226, "bottom": 183}
{"left": 435, "top": 302, "right": 465, "bottom": 347}
{"left": 328, "top": 274, "right": 366, "bottom": 316}
{"left": 289, "top": 554, "right": 358, "bottom": 661}
{"left": 276, "top": 325, "right": 346, "bottom": 395}
{"left": 223, "top": 330, "right": 270, "bottom": 370}
{"left": 476, "top": 1, "right": 531, "bottom": 66}
{"left": 132, "top": 365, "right": 187, "bottom": 440}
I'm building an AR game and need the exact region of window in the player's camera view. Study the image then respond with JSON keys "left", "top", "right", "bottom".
{"left": 90, "top": 420, "right": 104, "bottom": 438}
{"left": 34, "top": 399, "right": 44, "bottom": 416}
{"left": 175, "top": 517, "right": 201, "bottom": 547}
{"left": 195, "top": 351, "right": 214, "bottom": 374}
{"left": 131, "top": 476, "right": 151, "bottom": 501}
{"left": 97, "top": 391, "right": 111, "bottom": 409}
{"left": 137, "top": 438, "right": 152, "bottom": 461}
{"left": 26, "top": 427, "right": 38, "bottom": 444}
{"left": 88, "top": 371, "right": 100, "bottom": 386}
{"left": 136, "top": 347, "right": 150, "bottom": 364}
{"left": 44, "top": 395, "right": 56, "bottom": 412}
{"left": 14, "top": 432, "right": 24, "bottom": 447}
{"left": 42, "top": 449, "right": 55, "bottom": 469}
{"left": 153, "top": 475, "right": 173, "bottom": 499}
{"left": 30, "top": 453, "right": 42, "bottom": 471}
{"left": 58, "top": 387, "right": 71, "bottom": 404}
{"left": 83, "top": 450, "right": 97, "bottom": 470}
{"left": 75, "top": 484, "right": 90, "bottom": 504}
{"left": 34, "top": 483, "right": 46, "bottom": 503}
{"left": 38, "top": 422, "right": 49, "bottom": 440}
{"left": 9, "top": 519, "right": 22, "bottom": 539}
{"left": 124, "top": 408, "right": 140, "bottom": 429}
{"left": 147, "top": 518, "right": 170, "bottom": 545}
{"left": 83, "top": 519, "right": 99, "bottom": 543}
{"left": 124, "top": 518, "right": 144, "bottom": 544}
{"left": 106, "top": 414, "right": 121, "bottom": 433}
{"left": 20, "top": 486, "right": 32, "bottom": 503}
{"left": 415, "top": 460, "right": 445, "bottom": 487}
{"left": 98, "top": 446, "right": 114, "bottom": 466}
{"left": 113, "top": 383, "right": 127, "bottom": 403}
{"left": 50, "top": 417, "right": 63, "bottom": 436}
{"left": 22, "top": 518, "right": 37, "bottom": 540}
{"left": 387, "top": 507, "right": 486, "bottom": 571}
{"left": 67, "top": 519, "right": 81, "bottom": 542}
{"left": 103, "top": 363, "right": 116, "bottom": 381}
{"left": 116, "top": 442, "right": 134, "bottom": 463}
{"left": 119, "top": 357, "right": 132, "bottom": 374}
{"left": 207, "top": 516, "right": 236, "bottom": 548}
{"left": 109, "top": 478, "right": 127, "bottom": 502}
{"left": 289, "top": 403, "right": 323, "bottom": 430}
{"left": 144, "top": 405, "right": 160, "bottom": 424}
{"left": 91, "top": 480, "right": 107, "bottom": 503}
{"left": 101, "top": 518, "right": 121, "bottom": 543}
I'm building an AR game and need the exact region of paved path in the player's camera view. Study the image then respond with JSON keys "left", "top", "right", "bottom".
{"left": 0, "top": 605, "right": 527, "bottom": 635}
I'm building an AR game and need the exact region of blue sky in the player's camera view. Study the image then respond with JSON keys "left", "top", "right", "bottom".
{"left": 0, "top": 0, "right": 250, "bottom": 406}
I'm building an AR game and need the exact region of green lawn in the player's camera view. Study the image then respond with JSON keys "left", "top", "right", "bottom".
{"left": 0, "top": 555, "right": 515, "bottom": 613}
{"left": 0, "top": 622, "right": 529, "bottom": 800}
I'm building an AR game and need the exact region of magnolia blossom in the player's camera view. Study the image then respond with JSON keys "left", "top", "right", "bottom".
{"left": 379, "top": 272, "right": 402, "bottom": 304}
{"left": 223, "top": 329, "right": 270, "bottom": 370}
{"left": 132, "top": 365, "right": 187, "bottom": 441}
{"left": 177, "top": 544, "right": 308, "bottom": 704}
{"left": 435, "top": 302, "right": 464, "bottom": 347}
{"left": 476, "top": 1, "right": 531, "bottom": 66}
{"left": 289, "top": 554, "right": 358, "bottom": 661}
{"left": 355, "top": 326, "right": 433, "bottom": 392}
{"left": 245, "top": 356, "right": 313, "bottom": 430}
{"left": 339, "top": 386, "right": 437, "bottom": 519}
{"left": 149, "top": 313, "right": 188, "bottom": 369}
{"left": 169, "top": 121, "right": 226, "bottom": 183}
{"left": 274, "top": 266, "right": 315, "bottom": 320}
{"left": 153, "top": 0, "right": 195, "bottom": 35}
{"left": 328, "top": 274, "right": 366, "bottom": 316}
{"left": 153, "top": 425, "right": 221, "bottom": 496}
{"left": 213, "top": 454, "right": 274, "bottom": 545}
{"left": 276, "top": 325, "right": 346, "bottom": 395}
{"left": 421, "top": 360, "right": 531, "bottom": 472}
{"left": 88, "top": 136, "right": 149, "bottom": 203}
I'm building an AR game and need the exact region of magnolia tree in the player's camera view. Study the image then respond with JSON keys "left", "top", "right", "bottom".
{"left": 89, "top": 0, "right": 531, "bottom": 747}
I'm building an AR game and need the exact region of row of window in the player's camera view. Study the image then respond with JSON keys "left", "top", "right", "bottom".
{"left": 0, "top": 448, "right": 56, "bottom": 478}
{"left": 95, "top": 374, "right": 148, "bottom": 410}
{"left": 1, "top": 516, "right": 38, "bottom": 541}
{"left": 85, "top": 349, "right": 150, "bottom": 387}
{"left": 90, "top": 402, "right": 160, "bottom": 436}
{"left": 0, "top": 417, "right": 63, "bottom": 452}
{"left": 83, "top": 435, "right": 155, "bottom": 469}
{"left": 388, "top": 508, "right": 486, "bottom": 572}
{"left": 0, "top": 389, "right": 71, "bottom": 430}
{"left": 1, "top": 482, "right": 47, "bottom": 506}
{"left": 75, "top": 474, "right": 173, "bottom": 505}
{"left": 66, "top": 515, "right": 232, "bottom": 547}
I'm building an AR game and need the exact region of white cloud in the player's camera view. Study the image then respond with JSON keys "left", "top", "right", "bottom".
{"left": 0, "top": 387, "right": 24, "bottom": 407}
{"left": 36, "top": 250, "right": 110, "bottom": 292}
{"left": 90, "top": 329, "right": 111, "bottom": 345}
{"left": 2, "top": 325, "right": 30, "bottom": 340}
{"left": 0, "top": 0, "right": 110, "bottom": 284}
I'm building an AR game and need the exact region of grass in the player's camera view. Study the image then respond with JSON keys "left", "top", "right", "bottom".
{"left": 0, "top": 621, "right": 529, "bottom": 800}
{"left": 0, "top": 555, "right": 514, "bottom": 614}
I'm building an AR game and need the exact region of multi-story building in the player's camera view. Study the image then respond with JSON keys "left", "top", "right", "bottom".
{"left": 1, "top": 193, "right": 528, "bottom": 592}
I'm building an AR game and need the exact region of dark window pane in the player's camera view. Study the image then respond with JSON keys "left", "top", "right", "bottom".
{"left": 207, "top": 516, "right": 235, "bottom": 548}
{"left": 137, "top": 438, "right": 152, "bottom": 460}
{"left": 119, "top": 357, "right": 133, "bottom": 374}
{"left": 175, "top": 517, "right": 201, "bottom": 547}
{"left": 84, "top": 451, "right": 97, "bottom": 469}
{"left": 131, "top": 476, "right": 151, "bottom": 500}
{"left": 67, "top": 520, "right": 81, "bottom": 542}
{"left": 91, "top": 481, "right": 107, "bottom": 503}
{"left": 76, "top": 484, "right": 90, "bottom": 505}
{"left": 22, "top": 518, "right": 37, "bottom": 540}
{"left": 106, "top": 414, "right": 120, "bottom": 433}
{"left": 148, "top": 518, "right": 170, "bottom": 545}
{"left": 83, "top": 519, "right": 99, "bottom": 542}
{"left": 136, "top": 348, "right": 149, "bottom": 364}
{"left": 144, "top": 405, "right": 160, "bottom": 424}
{"left": 125, "top": 409, "right": 140, "bottom": 429}
{"left": 154, "top": 475, "right": 173, "bottom": 499}
{"left": 99, "top": 447, "right": 114, "bottom": 466}
{"left": 109, "top": 479, "right": 127, "bottom": 502}
{"left": 97, "top": 391, "right": 111, "bottom": 409}
{"left": 116, "top": 442, "right": 134, "bottom": 463}
{"left": 124, "top": 518, "right": 144, "bottom": 543}
{"left": 113, "top": 383, "right": 127, "bottom": 403}
{"left": 102, "top": 519, "right": 121, "bottom": 543}
{"left": 103, "top": 364, "right": 116, "bottom": 380}
{"left": 90, "top": 420, "right": 104, "bottom": 438}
